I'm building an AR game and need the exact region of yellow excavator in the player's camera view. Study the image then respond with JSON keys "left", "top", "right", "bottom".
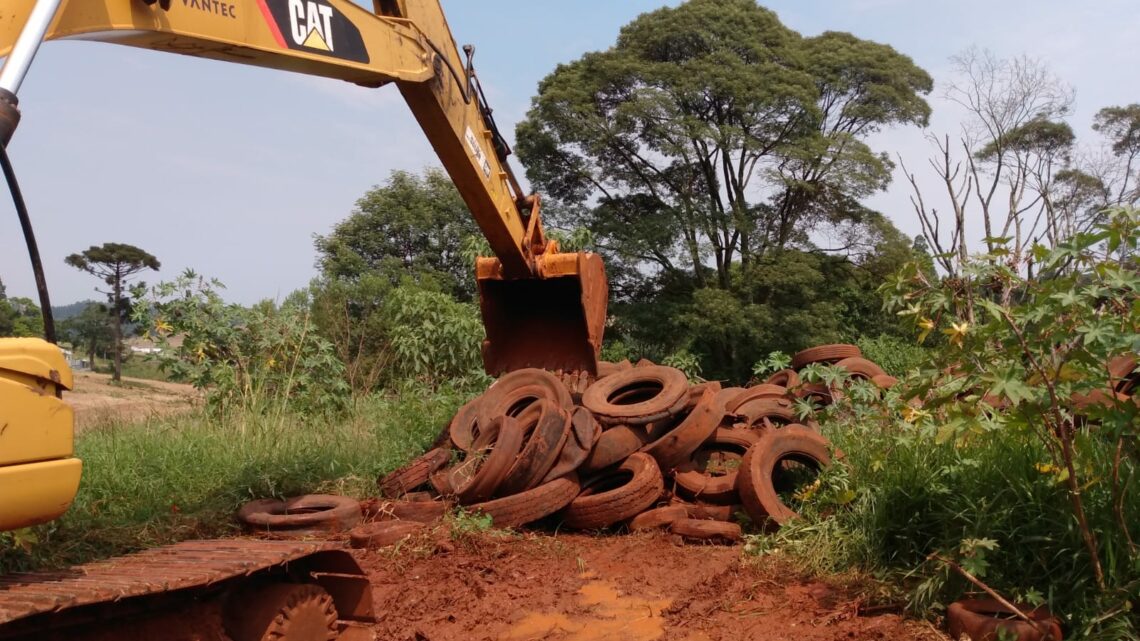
{"left": 0, "top": 1, "right": 607, "bottom": 638}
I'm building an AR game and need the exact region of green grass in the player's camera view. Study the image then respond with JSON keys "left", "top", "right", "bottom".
{"left": 0, "top": 383, "right": 472, "bottom": 572}
{"left": 94, "top": 357, "right": 171, "bottom": 382}
{"left": 750, "top": 409, "right": 1140, "bottom": 640}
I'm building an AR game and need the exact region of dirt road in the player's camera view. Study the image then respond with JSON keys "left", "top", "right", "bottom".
{"left": 64, "top": 371, "right": 200, "bottom": 429}
{"left": 357, "top": 531, "right": 945, "bottom": 641}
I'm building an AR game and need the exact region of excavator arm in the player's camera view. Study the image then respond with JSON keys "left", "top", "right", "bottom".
{"left": 0, "top": 0, "right": 607, "bottom": 376}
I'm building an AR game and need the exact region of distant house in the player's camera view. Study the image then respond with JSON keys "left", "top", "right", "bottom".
{"left": 125, "top": 334, "right": 184, "bottom": 355}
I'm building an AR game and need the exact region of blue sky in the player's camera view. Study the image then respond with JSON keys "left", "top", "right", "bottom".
{"left": 2, "top": 0, "right": 1137, "bottom": 304}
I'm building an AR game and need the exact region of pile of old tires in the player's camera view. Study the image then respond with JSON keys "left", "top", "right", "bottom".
{"left": 365, "top": 343, "right": 888, "bottom": 544}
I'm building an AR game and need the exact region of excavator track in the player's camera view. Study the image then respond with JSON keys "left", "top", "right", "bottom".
{"left": 0, "top": 539, "right": 375, "bottom": 640}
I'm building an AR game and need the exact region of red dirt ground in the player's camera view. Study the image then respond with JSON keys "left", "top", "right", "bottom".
{"left": 354, "top": 530, "right": 947, "bottom": 641}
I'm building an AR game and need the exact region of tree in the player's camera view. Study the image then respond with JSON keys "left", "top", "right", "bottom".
{"left": 59, "top": 302, "right": 113, "bottom": 368}
{"left": 65, "top": 243, "right": 160, "bottom": 381}
{"left": 517, "top": 0, "right": 931, "bottom": 290}
{"left": 313, "top": 168, "right": 480, "bottom": 301}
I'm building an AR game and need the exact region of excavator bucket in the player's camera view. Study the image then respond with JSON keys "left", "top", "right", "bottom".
{"left": 476, "top": 251, "right": 608, "bottom": 377}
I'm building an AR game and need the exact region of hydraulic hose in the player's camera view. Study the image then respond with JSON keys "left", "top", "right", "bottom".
{"left": 0, "top": 143, "right": 56, "bottom": 343}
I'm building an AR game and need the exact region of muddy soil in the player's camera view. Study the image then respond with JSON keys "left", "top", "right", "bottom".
{"left": 356, "top": 531, "right": 946, "bottom": 641}
{"left": 64, "top": 371, "right": 200, "bottom": 430}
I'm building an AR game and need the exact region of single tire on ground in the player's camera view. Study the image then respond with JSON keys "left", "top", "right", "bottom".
{"left": 581, "top": 365, "right": 690, "bottom": 425}
{"left": 947, "top": 598, "right": 1063, "bottom": 641}
{"left": 628, "top": 505, "right": 688, "bottom": 532}
{"left": 791, "top": 344, "right": 862, "bottom": 370}
{"left": 736, "top": 426, "right": 831, "bottom": 527}
{"left": 870, "top": 374, "right": 899, "bottom": 390}
{"left": 671, "top": 518, "right": 743, "bottom": 544}
{"left": 468, "top": 472, "right": 581, "bottom": 528}
{"left": 349, "top": 520, "right": 427, "bottom": 549}
{"left": 563, "top": 453, "right": 664, "bottom": 529}
{"left": 377, "top": 448, "right": 451, "bottom": 498}
{"left": 678, "top": 502, "right": 743, "bottom": 522}
{"left": 362, "top": 499, "right": 449, "bottom": 524}
{"left": 238, "top": 494, "right": 362, "bottom": 536}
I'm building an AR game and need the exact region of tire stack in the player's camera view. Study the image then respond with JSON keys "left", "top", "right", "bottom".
{"left": 368, "top": 343, "right": 887, "bottom": 543}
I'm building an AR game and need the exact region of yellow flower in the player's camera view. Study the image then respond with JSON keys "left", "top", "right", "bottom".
{"left": 267, "top": 357, "right": 277, "bottom": 368}
{"left": 902, "top": 405, "right": 930, "bottom": 423}
{"left": 942, "top": 321, "right": 969, "bottom": 347}
{"left": 155, "top": 319, "right": 173, "bottom": 335}
{"left": 1035, "top": 462, "right": 1057, "bottom": 474}
{"left": 794, "top": 479, "right": 821, "bottom": 502}
{"left": 917, "top": 317, "right": 935, "bottom": 343}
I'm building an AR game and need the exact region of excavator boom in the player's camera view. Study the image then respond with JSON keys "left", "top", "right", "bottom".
{"left": 0, "top": 0, "right": 607, "bottom": 375}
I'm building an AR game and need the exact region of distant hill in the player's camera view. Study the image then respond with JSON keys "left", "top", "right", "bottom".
{"left": 52, "top": 300, "right": 102, "bottom": 321}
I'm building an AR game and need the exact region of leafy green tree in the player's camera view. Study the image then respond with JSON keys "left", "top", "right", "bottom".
{"left": 65, "top": 243, "right": 160, "bottom": 381}
{"left": 59, "top": 302, "right": 113, "bottom": 367}
{"left": 517, "top": 0, "right": 931, "bottom": 289}
{"left": 314, "top": 169, "right": 481, "bottom": 301}
{"left": 2, "top": 297, "right": 43, "bottom": 338}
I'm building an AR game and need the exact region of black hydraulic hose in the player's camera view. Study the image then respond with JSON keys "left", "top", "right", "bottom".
{"left": 0, "top": 143, "right": 56, "bottom": 344}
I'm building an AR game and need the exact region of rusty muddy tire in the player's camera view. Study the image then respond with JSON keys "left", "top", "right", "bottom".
{"left": 430, "top": 467, "right": 454, "bottom": 497}
{"left": 497, "top": 400, "right": 572, "bottom": 497}
{"left": 348, "top": 520, "right": 426, "bottom": 549}
{"left": 870, "top": 374, "right": 899, "bottom": 390}
{"left": 563, "top": 452, "right": 664, "bottom": 529}
{"left": 478, "top": 368, "right": 573, "bottom": 425}
{"left": 468, "top": 472, "right": 582, "bottom": 528}
{"left": 377, "top": 448, "right": 451, "bottom": 498}
{"left": 947, "top": 598, "right": 1063, "bottom": 641}
{"left": 834, "top": 357, "right": 887, "bottom": 380}
{"left": 671, "top": 518, "right": 743, "bottom": 544}
{"left": 362, "top": 499, "right": 449, "bottom": 524}
{"left": 448, "top": 397, "right": 483, "bottom": 452}
{"left": 790, "top": 344, "right": 862, "bottom": 370}
{"left": 448, "top": 415, "right": 525, "bottom": 506}
{"left": 596, "top": 360, "right": 632, "bottom": 379}
{"left": 641, "top": 387, "right": 723, "bottom": 471}
{"left": 736, "top": 425, "right": 831, "bottom": 527}
{"left": 677, "top": 501, "right": 743, "bottom": 522}
{"left": 764, "top": 369, "right": 800, "bottom": 388}
{"left": 725, "top": 384, "right": 789, "bottom": 412}
{"left": 542, "top": 406, "right": 601, "bottom": 483}
{"left": 581, "top": 365, "right": 690, "bottom": 425}
{"left": 238, "top": 494, "right": 362, "bottom": 536}
{"left": 579, "top": 424, "right": 650, "bottom": 474}
{"left": 628, "top": 505, "right": 689, "bottom": 532}
{"left": 673, "top": 428, "right": 760, "bottom": 504}
{"left": 733, "top": 397, "right": 797, "bottom": 430}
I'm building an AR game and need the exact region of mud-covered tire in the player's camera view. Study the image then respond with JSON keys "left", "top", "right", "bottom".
{"left": 735, "top": 398, "right": 798, "bottom": 431}
{"left": 725, "top": 385, "right": 789, "bottom": 412}
{"left": 361, "top": 499, "right": 449, "bottom": 524}
{"left": 870, "top": 374, "right": 899, "bottom": 390}
{"left": 238, "top": 494, "right": 362, "bottom": 535}
{"left": 348, "top": 520, "right": 426, "bottom": 549}
{"left": 581, "top": 365, "right": 690, "bottom": 425}
{"left": 579, "top": 425, "right": 649, "bottom": 474}
{"left": 834, "top": 357, "right": 887, "bottom": 380}
{"left": 478, "top": 368, "right": 573, "bottom": 425}
{"left": 597, "top": 360, "right": 632, "bottom": 379}
{"left": 947, "top": 599, "right": 1063, "bottom": 641}
{"left": 791, "top": 344, "right": 861, "bottom": 369}
{"left": 737, "top": 426, "right": 831, "bottom": 527}
{"left": 563, "top": 453, "right": 664, "bottom": 529}
{"left": 764, "top": 369, "right": 800, "bottom": 388}
{"left": 468, "top": 473, "right": 581, "bottom": 528}
{"left": 542, "top": 406, "right": 601, "bottom": 483}
{"left": 678, "top": 502, "right": 742, "bottom": 522}
{"left": 448, "top": 397, "right": 483, "bottom": 452}
{"left": 671, "top": 518, "right": 742, "bottom": 544}
{"left": 377, "top": 448, "right": 451, "bottom": 498}
{"left": 641, "top": 387, "right": 723, "bottom": 471}
{"left": 628, "top": 505, "right": 688, "bottom": 532}
{"left": 448, "top": 416, "right": 525, "bottom": 505}
{"left": 1110, "top": 354, "right": 1138, "bottom": 395}
{"left": 673, "top": 428, "right": 760, "bottom": 504}
{"left": 498, "top": 400, "right": 572, "bottom": 496}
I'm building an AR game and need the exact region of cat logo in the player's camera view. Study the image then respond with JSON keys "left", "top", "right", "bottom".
{"left": 257, "top": 0, "right": 369, "bottom": 63}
